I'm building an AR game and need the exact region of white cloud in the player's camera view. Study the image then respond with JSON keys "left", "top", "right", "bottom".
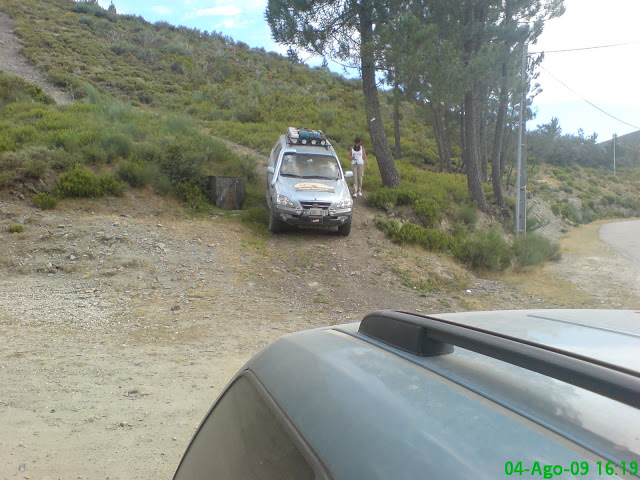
{"left": 214, "top": 18, "right": 255, "bottom": 29}
{"left": 152, "top": 6, "right": 172, "bottom": 15}
{"left": 196, "top": 6, "right": 243, "bottom": 16}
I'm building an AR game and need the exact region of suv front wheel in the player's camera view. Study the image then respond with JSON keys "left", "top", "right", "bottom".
{"left": 337, "top": 220, "right": 351, "bottom": 236}
{"left": 269, "top": 210, "right": 287, "bottom": 233}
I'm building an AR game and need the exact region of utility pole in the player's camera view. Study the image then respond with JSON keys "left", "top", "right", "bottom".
{"left": 515, "top": 43, "right": 527, "bottom": 235}
{"left": 613, "top": 134, "right": 617, "bottom": 176}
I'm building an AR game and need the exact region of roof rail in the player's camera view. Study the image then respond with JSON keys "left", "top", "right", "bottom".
{"left": 359, "top": 310, "right": 640, "bottom": 410}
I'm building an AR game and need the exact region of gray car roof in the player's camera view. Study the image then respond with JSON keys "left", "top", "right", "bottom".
{"left": 247, "top": 310, "right": 640, "bottom": 479}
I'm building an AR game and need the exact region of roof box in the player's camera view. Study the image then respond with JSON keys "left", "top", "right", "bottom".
{"left": 287, "top": 127, "right": 330, "bottom": 146}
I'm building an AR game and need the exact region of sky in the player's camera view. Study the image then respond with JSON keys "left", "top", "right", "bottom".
{"left": 97, "top": 0, "right": 640, "bottom": 141}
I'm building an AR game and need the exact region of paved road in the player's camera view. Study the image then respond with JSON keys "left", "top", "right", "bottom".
{"left": 599, "top": 219, "right": 640, "bottom": 263}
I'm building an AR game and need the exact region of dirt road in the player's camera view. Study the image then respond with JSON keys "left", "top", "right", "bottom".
{"left": 1, "top": 189, "right": 639, "bottom": 480}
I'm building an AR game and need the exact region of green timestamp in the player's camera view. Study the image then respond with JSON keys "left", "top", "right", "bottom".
{"left": 596, "top": 461, "right": 639, "bottom": 476}
{"left": 504, "top": 460, "right": 639, "bottom": 478}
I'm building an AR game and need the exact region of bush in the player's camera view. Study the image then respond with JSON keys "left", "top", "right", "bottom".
{"left": 8, "top": 224, "right": 24, "bottom": 233}
{"left": 32, "top": 192, "right": 58, "bottom": 210}
{"left": 377, "top": 219, "right": 453, "bottom": 253}
{"left": 513, "top": 233, "right": 560, "bottom": 268}
{"left": 454, "top": 204, "right": 478, "bottom": 226}
{"left": 367, "top": 187, "right": 419, "bottom": 211}
{"left": 54, "top": 167, "right": 101, "bottom": 197}
{"left": 117, "top": 159, "right": 157, "bottom": 187}
{"left": 413, "top": 198, "right": 442, "bottom": 228}
{"left": 453, "top": 228, "right": 513, "bottom": 271}
{"left": 98, "top": 173, "right": 125, "bottom": 196}
{"left": 23, "top": 158, "right": 47, "bottom": 179}
{"left": 175, "top": 182, "right": 205, "bottom": 205}
{"left": 551, "top": 201, "right": 581, "bottom": 223}
{"left": 102, "top": 133, "right": 133, "bottom": 159}
{"left": 53, "top": 167, "right": 123, "bottom": 198}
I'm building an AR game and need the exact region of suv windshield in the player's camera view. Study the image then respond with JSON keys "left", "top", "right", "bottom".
{"left": 279, "top": 153, "right": 340, "bottom": 180}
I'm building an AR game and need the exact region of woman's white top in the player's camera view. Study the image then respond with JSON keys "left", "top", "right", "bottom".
{"left": 351, "top": 147, "right": 364, "bottom": 165}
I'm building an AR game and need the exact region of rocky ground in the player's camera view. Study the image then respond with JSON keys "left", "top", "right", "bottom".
{"left": 2, "top": 188, "right": 639, "bottom": 480}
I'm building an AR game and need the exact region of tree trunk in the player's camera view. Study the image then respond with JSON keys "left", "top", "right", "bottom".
{"left": 491, "top": 0, "right": 513, "bottom": 208}
{"left": 359, "top": 3, "right": 400, "bottom": 187}
{"left": 478, "top": 85, "right": 489, "bottom": 182}
{"left": 458, "top": 104, "right": 466, "bottom": 172}
{"left": 430, "top": 103, "right": 452, "bottom": 172}
{"left": 491, "top": 63, "right": 508, "bottom": 207}
{"left": 464, "top": 88, "right": 489, "bottom": 211}
{"left": 462, "top": 2, "right": 488, "bottom": 211}
{"left": 393, "top": 87, "right": 402, "bottom": 159}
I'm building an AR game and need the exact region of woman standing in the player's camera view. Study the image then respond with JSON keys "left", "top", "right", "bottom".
{"left": 350, "top": 137, "right": 369, "bottom": 197}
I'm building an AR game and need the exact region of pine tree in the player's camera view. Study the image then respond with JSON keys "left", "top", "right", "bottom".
{"left": 266, "top": 0, "right": 401, "bottom": 187}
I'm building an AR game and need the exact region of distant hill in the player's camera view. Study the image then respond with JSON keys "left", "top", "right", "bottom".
{"left": 598, "top": 130, "right": 640, "bottom": 168}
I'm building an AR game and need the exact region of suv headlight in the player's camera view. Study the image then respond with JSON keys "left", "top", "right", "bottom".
{"left": 276, "top": 194, "right": 295, "bottom": 208}
{"left": 335, "top": 197, "right": 353, "bottom": 209}
{"left": 331, "top": 197, "right": 353, "bottom": 215}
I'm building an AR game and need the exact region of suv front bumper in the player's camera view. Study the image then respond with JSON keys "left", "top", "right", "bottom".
{"left": 275, "top": 209, "right": 352, "bottom": 227}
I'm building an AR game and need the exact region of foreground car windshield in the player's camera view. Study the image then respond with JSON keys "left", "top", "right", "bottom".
{"left": 280, "top": 153, "right": 340, "bottom": 179}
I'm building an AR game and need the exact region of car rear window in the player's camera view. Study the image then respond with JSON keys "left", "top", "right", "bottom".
{"left": 173, "top": 374, "right": 320, "bottom": 480}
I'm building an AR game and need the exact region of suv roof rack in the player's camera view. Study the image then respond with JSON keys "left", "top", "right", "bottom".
{"left": 359, "top": 310, "right": 640, "bottom": 409}
{"left": 287, "top": 127, "right": 331, "bottom": 147}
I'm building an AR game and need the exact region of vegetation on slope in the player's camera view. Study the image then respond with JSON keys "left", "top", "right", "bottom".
{"left": 1, "top": 0, "right": 639, "bottom": 274}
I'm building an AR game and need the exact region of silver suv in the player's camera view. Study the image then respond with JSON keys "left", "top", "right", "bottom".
{"left": 266, "top": 127, "right": 353, "bottom": 235}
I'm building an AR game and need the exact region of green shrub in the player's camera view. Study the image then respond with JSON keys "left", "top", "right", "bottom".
{"left": 117, "top": 159, "right": 157, "bottom": 187}
{"left": 8, "top": 225, "right": 24, "bottom": 233}
{"left": 377, "top": 219, "right": 452, "bottom": 253}
{"left": 102, "top": 133, "right": 133, "bottom": 159}
{"left": 230, "top": 154, "right": 258, "bottom": 183}
{"left": 413, "top": 198, "right": 442, "bottom": 227}
{"left": 551, "top": 201, "right": 581, "bottom": 223}
{"left": 32, "top": 192, "right": 58, "bottom": 210}
{"left": 78, "top": 16, "right": 95, "bottom": 27}
{"left": 175, "top": 182, "right": 205, "bottom": 205}
{"left": 513, "top": 233, "right": 560, "bottom": 269}
{"left": 53, "top": 167, "right": 123, "bottom": 198}
{"left": 0, "top": 172, "right": 11, "bottom": 189}
{"left": 98, "top": 173, "right": 125, "bottom": 196}
{"left": 367, "top": 187, "right": 418, "bottom": 211}
{"left": 23, "top": 158, "right": 47, "bottom": 179}
{"left": 503, "top": 196, "right": 516, "bottom": 210}
{"left": 453, "top": 228, "right": 513, "bottom": 271}
{"left": 454, "top": 204, "right": 478, "bottom": 226}
{"left": 54, "top": 167, "right": 102, "bottom": 197}
{"left": 110, "top": 41, "right": 138, "bottom": 56}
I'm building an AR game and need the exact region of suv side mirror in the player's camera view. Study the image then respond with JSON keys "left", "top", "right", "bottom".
{"left": 266, "top": 166, "right": 275, "bottom": 175}
{"left": 344, "top": 171, "right": 353, "bottom": 179}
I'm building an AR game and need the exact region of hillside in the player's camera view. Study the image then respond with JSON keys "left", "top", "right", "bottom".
{"left": 0, "top": 0, "right": 435, "bottom": 161}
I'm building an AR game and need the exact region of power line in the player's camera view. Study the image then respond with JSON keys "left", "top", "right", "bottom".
{"left": 530, "top": 41, "right": 640, "bottom": 55}
{"left": 538, "top": 64, "right": 640, "bottom": 131}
